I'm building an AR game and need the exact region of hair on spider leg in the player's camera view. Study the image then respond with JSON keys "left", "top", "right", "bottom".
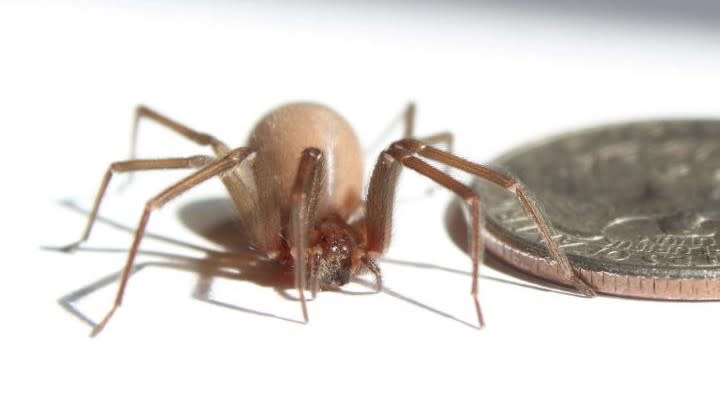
{"left": 59, "top": 101, "right": 593, "bottom": 335}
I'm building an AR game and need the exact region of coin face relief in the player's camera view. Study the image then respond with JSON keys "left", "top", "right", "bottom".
{"left": 473, "top": 120, "right": 720, "bottom": 299}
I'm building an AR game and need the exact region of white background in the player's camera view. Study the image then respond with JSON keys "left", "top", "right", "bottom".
{"left": 3, "top": 1, "right": 720, "bottom": 404}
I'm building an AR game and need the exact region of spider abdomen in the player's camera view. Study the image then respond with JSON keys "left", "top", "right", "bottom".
{"left": 247, "top": 102, "right": 364, "bottom": 220}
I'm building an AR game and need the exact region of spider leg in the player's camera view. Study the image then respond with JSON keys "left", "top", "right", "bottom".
{"left": 219, "top": 151, "right": 286, "bottom": 255}
{"left": 90, "top": 148, "right": 254, "bottom": 336}
{"left": 60, "top": 156, "right": 215, "bottom": 253}
{"left": 402, "top": 102, "right": 454, "bottom": 153}
{"left": 130, "top": 105, "right": 230, "bottom": 157}
{"left": 406, "top": 140, "right": 594, "bottom": 296}
{"left": 309, "top": 254, "right": 320, "bottom": 299}
{"left": 365, "top": 139, "right": 596, "bottom": 327}
{"left": 365, "top": 102, "right": 453, "bottom": 160}
{"left": 366, "top": 144, "right": 485, "bottom": 327}
{"left": 121, "top": 106, "right": 231, "bottom": 190}
{"left": 362, "top": 256, "right": 383, "bottom": 292}
{"left": 370, "top": 139, "right": 594, "bottom": 295}
{"left": 403, "top": 102, "right": 416, "bottom": 139}
{"left": 402, "top": 103, "right": 455, "bottom": 195}
{"left": 290, "top": 148, "right": 326, "bottom": 322}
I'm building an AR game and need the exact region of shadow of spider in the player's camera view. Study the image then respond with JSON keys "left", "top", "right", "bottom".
{"left": 46, "top": 197, "right": 582, "bottom": 331}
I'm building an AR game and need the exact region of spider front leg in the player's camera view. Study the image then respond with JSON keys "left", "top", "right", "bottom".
{"left": 365, "top": 139, "right": 595, "bottom": 328}
{"left": 408, "top": 140, "right": 595, "bottom": 296}
{"left": 366, "top": 143, "right": 485, "bottom": 327}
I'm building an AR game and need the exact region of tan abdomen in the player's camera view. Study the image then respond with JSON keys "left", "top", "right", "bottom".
{"left": 247, "top": 102, "right": 364, "bottom": 220}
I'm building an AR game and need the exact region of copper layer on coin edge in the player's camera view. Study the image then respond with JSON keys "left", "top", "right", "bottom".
{"left": 483, "top": 221, "right": 720, "bottom": 300}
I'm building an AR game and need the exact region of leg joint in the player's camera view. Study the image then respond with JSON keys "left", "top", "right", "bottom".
{"left": 135, "top": 105, "right": 150, "bottom": 115}
{"left": 194, "top": 132, "right": 217, "bottom": 145}
{"left": 463, "top": 193, "right": 480, "bottom": 207}
{"left": 144, "top": 199, "right": 161, "bottom": 211}
{"left": 387, "top": 139, "right": 426, "bottom": 161}
{"left": 226, "top": 148, "right": 254, "bottom": 163}
{"left": 189, "top": 155, "right": 214, "bottom": 167}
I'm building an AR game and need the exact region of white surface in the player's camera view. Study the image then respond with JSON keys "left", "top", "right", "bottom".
{"left": 3, "top": 1, "right": 720, "bottom": 404}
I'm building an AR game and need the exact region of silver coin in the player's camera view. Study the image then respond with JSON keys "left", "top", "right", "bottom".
{"left": 472, "top": 119, "right": 720, "bottom": 299}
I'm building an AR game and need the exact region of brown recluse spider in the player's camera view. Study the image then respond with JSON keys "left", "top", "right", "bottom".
{"left": 62, "top": 102, "right": 595, "bottom": 336}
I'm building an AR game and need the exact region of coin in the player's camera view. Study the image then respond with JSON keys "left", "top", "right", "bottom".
{"left": 471, "top": 119, "right": 720, "bottom": 299}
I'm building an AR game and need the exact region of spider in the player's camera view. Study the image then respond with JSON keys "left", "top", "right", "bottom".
{"left": 63, "top": 102, "right": 595, "bottom": 335}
